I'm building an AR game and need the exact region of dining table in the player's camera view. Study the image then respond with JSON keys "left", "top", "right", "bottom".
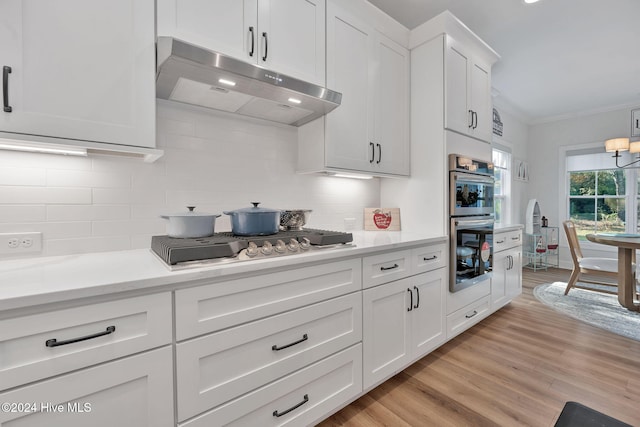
{"left": 586, "top": 233, "right": 640, "bottom": 311}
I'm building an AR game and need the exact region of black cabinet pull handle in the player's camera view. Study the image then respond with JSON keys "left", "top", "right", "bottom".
{"left": 472, "top": 111, "right": 478, "bottom": 129}
{"left": 272, "top": 333, "right": 308, "bottom": 351}
{"left": 468, "top": 109, "right": 473, "bottom": 128}
{"left": 380, "top": 263, "right": 399, "bottom": 271}
{"left": 3, "top": 66, "right": 12, "bottom": 113}
{"left": 413, "top": 285, "right": 420, "bottom": 309}
{"left": 262, "top": 32, "right": 268, "bottom": 61}
{"left": 465, "top": 310, "right": 478, "bottom": 319}
{"left": 273, "top": 394, "right": 309, "bottom": 417}
{"left": 248, "top": 27, "right": 255, "bottom": 57}
{"left": 423, "top": 255, "right": 437, "bottom": 261}
{"left": 376, "top": 143, "right": 381, "bottom": 164}
{"left": 511, "top": 236, "right": 520, "bottom": 241}
{"left": 407, "top": 288, "right": 413, "bottom": 311}
{"left": 369, "top": 142, "right": 375, "bottom": 163}
{"left": 45, "top": 325, "right": 116, "bottom": 348}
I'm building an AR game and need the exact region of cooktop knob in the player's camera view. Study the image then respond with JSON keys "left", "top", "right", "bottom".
{"left": 299, "top": 237, "right": 311, "bottom": 250}
{"left": 274, "top": 239, "right": 286, "bottom": 254}
{"left": 246, "top": 241, "right": 259, "bottom": 257}
{"left": 287, "top": 238, "right": 300, "bottom": 252}
{"left": 261, "top": 241, "right": 273, "bottom": 255}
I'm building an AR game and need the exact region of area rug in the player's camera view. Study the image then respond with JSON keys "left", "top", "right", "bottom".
{"left": 533, "top": 282, "right": 640, "bottom": 342}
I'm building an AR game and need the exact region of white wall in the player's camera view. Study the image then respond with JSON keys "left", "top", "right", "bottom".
{"left": 491, "top": 99, "right": 529, "bottom": 226}
{"left": 0, "top": 102, "right": 381, "bottom": 257}
{"left": 528, "top": 106, "right": 636, "bottom": 265}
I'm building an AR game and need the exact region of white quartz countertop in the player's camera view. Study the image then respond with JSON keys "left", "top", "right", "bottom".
{"left": 0, "top": 231, "right": 446, "bottom": 312}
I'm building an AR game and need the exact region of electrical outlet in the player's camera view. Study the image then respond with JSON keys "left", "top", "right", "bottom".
{"left": 0, "top": 232, "right": 42, "bottom": 255}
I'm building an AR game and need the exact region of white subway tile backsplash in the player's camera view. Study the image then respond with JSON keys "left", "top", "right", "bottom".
{"left": 0, "top": 187, "right": 92, "bottom": 204}
{"left": 47, "top": 205, "right": 131, "bottom": 221}
{"left": 0, "top": 167, "right": 46, "bottom": 186}
{"left": 92, "top": 188, "right": 132, "bottom": 204}
{"left": 0, "top": 205, "right": 47, "bottom": 223}
{"left": 0, "top": 103, "right": 381, "bottom": 257}
{"left": 47, "top": 169, "right": 131, "bottom": 188}
{"left": 46, "top": 236, "right": 130, "bottom": 256}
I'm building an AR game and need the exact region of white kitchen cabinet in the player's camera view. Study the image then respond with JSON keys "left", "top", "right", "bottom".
{"left": 176, "top": 292, "right": 362, "bottom": 421}
{"left": 362, "top": 249, "right": 412, "bottom": 289}
{"left": 174, "top": 258, "right": 361, "bottom": 340}
{"left": 157, "top": 0, "right": 326, "bottom": 85}
{"left": 0, "top": 0, "right": 156, "bottom": 149}
{"left": 180, "top": 344, "right": 362, "bottom": 427}
{"left": 491, "top": 228, "right": 523, "bottom": 310}
{"left": 298, "top": 0, "right": 409, "bottom": 177}
{"left": 445, "top": 35, "right": 493, "bottom": 143}
{"left": 362, "top": 268, "right": 446, "bottom": 389}
{"left": 0, "top": 347, "right": 174, "bottom": 427}
{"left": 0, "top": 293, "right": 172, "bottom": 390}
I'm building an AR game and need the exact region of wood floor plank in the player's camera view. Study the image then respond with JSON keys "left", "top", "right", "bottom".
{"left": 317, "top": 268, "right": 640, "bottom": 426}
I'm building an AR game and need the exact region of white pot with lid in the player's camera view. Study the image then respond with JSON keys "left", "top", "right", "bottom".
{"left": 161, "top": 206, "right": 221, "bottom": 238}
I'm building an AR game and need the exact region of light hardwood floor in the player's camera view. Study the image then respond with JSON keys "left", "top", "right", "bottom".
{"left": 318, "top": 268, "right": 640, "bottom": 427}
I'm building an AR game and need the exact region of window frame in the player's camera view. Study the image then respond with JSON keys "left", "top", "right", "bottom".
{"left": 561, "top": 142, "right": 640, "bottom": 243}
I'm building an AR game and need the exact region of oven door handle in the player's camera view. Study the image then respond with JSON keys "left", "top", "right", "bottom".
{"left": 452, "top": 173, "right": 494, "bottom": 185}
{"left": 454, "top": 219, "right": 494, "bottom": 227}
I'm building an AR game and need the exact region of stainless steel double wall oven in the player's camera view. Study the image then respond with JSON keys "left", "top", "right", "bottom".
{"left": 449, "top": 154, "right": 495, "bottom": 293}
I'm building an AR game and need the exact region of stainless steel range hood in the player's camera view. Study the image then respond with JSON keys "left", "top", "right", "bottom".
{"left": 156, "top": 37, "right": 342, "bottom": 127}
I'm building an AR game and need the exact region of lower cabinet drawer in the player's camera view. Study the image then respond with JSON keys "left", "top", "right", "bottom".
{"left": 446, "top": 296, "right": 491, "bottom": 339}
{"left": 412, "top": 243, "right": 447, "bottom": 274}
{"left": 175, "top": 258, "right": 361, "bottom": 340}
{"left": 176, "top": 292, "right": 362, "bottom": 421}
{"left": 494, "top": 229, "right": 522, "bottom": 252}
{"left": 0, "top": 292, "right": 172, "bottom": 390}
{"left": 446, "top": 279, "right": 490, "bottom": 314}
{"left": 0, "top": 346, "right": 174, "bottom": 426}
{"left": 180, "top": 344, "right": 362, "bottom": 427}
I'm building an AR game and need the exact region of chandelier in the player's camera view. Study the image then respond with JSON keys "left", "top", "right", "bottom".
{"left": 604, "top": 137, "right": 640, "bottom": 168}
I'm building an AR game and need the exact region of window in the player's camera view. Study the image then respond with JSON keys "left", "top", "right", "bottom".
{"left": 566, "top": 149, "right": 638, "bottom": 239}
{"left": 492, "top": 148, "right": 511, "bottom": 225}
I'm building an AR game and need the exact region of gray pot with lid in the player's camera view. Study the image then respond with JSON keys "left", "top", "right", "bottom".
{"left": 223, "top": 202, "right": 281, "bottom": 236}
{"left": 161, "top": 206, "right": 221, "bottom": 238}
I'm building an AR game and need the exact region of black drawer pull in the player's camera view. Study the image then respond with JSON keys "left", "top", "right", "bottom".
{"left": 423, "top": 255, "right": 437, "bottom": 261}
{"left": 465, "top": 310, "right": 478, "bottom": 319}
{"left": 380, "top": 263, "right": 399, "bottom": 271}
{"left": 413, "top": 285, "right": 420, "bottom": 309}
{"left": 496, "top": 239, "right": 506, "bottom": 244}
{"left": 273, "top": 394, "right": 309, "bottom": 417}
{"left": 272, "top": 333, "right": 308, "bottom": 351}
{"left": 45, "top": 325, "right": 116, "bottom": 348}
{"left": 407, "top": 288, "right": 413, "bottom": 312}
{"left": 3, "top": 66, "right": 12, "bottom": 113}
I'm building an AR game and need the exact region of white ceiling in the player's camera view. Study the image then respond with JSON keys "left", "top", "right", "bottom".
{"left": 367, "top": 0, "right": 640, "bottom": 124}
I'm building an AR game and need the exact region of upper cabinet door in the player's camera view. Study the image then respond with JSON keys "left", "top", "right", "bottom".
{"left": 445, "top": 35, "right": 493, "bottom": 144}
{"left": 0, "top": 0, "right": 155, "bottom": 148}
{"left": 158, "top": 0, "right": 325, "bottom": 86}
{"left": 470, "top": 61, "right": 492, "bottom": 142}
{"left": 258, "top": 0, "right": 325, "bottom": 85}
{"left": 373, "top": 34, "right": 410, "bottom": 175}
{"left": 157, "top": 0, "right": 256, "bottom": 63}
{"left": 325, "top": 3, "right": 375, "bottom": 172}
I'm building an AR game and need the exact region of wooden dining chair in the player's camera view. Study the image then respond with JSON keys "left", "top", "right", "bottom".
{"left": 562, "top": 220, "right": 618, "bottom": 295}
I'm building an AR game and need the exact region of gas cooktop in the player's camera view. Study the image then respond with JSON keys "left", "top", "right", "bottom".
{"left": 151, "top": 228, "right": 354, "bottom": 270}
